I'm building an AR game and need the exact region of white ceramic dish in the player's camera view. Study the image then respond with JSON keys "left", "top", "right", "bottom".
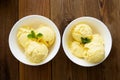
{"left": 62, "top": 17, "right": 112, "bottom": 67}
{"left": 9, "top": 15, "right": 61, "bottom": 66}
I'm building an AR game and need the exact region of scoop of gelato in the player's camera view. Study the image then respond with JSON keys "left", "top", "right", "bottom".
{"left": 72, "top": 24, "right": 92, "bottom": 43}
{"left": 70, "top": 41, "right": 87, "bottom": 58}
{"left": 84, "top": 34, "right": 105, "bottom": 63}
{"left": 91, "top": 34, "right": 104, "bottom": 44}
{"left": 25, "top": 41, "right": 48, "bottom": 63}
{"left": 17, "top": 28, "right": 32, "bottom": 49}
{"left": 36, "top": 26, "right": 55, "bottom": 47}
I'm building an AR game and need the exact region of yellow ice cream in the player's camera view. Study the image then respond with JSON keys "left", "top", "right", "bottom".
{"left": 70, "top": 41, "right": 87, "bottom": 58}
{"left": 84, "top": 34, "right": 105, "bottom": 63}
{"left": 17, "top": 27, "right": 32, "bottom": 49}
{"left": 25, "top": 41, "right": 48, "bottom": 63}
{"left": 70, "top": 23, "right": 105, "bottom": 63}
{"left": 36, "top": 26, "right": 55, "bottom": 47}
{"left": 17, "top": 25, "right": 55, "bottom": 63}
{"left": 72, "top": 24, "right": 92, "bottom": 43}
{"left": 91, "top": 34, "right": 104, "bottom": 44}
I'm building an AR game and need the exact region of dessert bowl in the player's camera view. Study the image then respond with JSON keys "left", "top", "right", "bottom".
{"left": 9, "top": 15, "right": 61, "bottom": 66}
{"left": 62, "top": 17, "right": 112, "bottom": 67}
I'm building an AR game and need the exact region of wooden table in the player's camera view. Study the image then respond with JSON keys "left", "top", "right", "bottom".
{"left": 0, "top": 0, "right": 120, "bottom": 80}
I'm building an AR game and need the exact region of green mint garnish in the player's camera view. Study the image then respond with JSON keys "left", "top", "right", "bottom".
{"left": 81, "top": 37, "right": 91, "bottom": 44}
{"left": 27, "top": 30, "right": 36, "bottom": 38}
{"left": 37, "top": 33, "right": 43, "bottom": 38}
{"left": 27, "top": 30, "right": 43, "bottom": 39}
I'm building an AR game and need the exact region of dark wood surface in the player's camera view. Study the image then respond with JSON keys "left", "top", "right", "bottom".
{"left": 0, "top": 0, "right": 120, "bottom": 80}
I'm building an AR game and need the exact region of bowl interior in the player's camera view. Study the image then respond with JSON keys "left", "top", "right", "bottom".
{"left": 9, "top": 15, "right": 61, "bottom": 66}
{"left": 62, "top": 17, "right": 112, "bottom": 67}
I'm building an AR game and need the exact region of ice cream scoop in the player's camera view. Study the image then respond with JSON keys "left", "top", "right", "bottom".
{"left": 72, "top": 24, "right": 92, "bottom": 43}
{"left": 25, "top": 41, "right": 48, "bottom": 63}
{"left": 36, "top": 26, "right": 55, "bottom": 47}
{"left": 17, "top": 28, "right": 32, "bottom": 49}
{"left": 70, "top": 41, "right": 87, "bottom": 58}
{"left": 91, "top": 34, "right": 104, "bottom": 44}
{"left": 85, "top": 34, "right": 105, "bottom": 63}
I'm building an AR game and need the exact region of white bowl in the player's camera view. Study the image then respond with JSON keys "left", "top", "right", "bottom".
{"left": 9, "top": 15, "right": 61, "bottom": 66}
{"left": 62, "top": 17, "right": 112, "bottom": 67}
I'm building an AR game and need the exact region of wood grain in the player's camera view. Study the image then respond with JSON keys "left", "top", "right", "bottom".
{"left": 0, "top": 0, "right": 19, "bottom": 80}
{"left": 102, "top": 0, "right": 120, "bottom": 80}
{"left": 19, "top": 0, "right": 51, "bottom": 80}
{"left": 0, "top": 0, "right": 120, "bottom": 80}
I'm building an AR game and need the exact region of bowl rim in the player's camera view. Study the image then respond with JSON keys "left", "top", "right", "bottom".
{"left": 62, "top": 16, "right": 112, "bottom": 67}
{"left": 8, "top": 15, "right": 61, "bottom": 66}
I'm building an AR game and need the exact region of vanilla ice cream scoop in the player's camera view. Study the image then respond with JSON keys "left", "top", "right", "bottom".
{"left": 72, "top": 24, "right": 92, "bottom": 43}
{"left": 25, "top": 41, "right": 48, "bottom": 63}
{"left": 36, "top": 26, "right": 55, "bottom": 47}
{"left": 85, "top": 34, "right": 105, "bottom": 63}
{"left": 70, "top": 41, "right": 87, "bottom": 58}
{"left": 17, "top": 28, "right": 32, "bottom": 49}
{"left": 91, "top": 34, "right": 104, "bottom": 44}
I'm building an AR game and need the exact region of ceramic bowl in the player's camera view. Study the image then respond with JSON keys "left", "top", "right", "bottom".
{"left": 62, "top": 17, "right": 112, "bottom": 67}
{"left": 9, "top": 15, "right": 61, "bottom": 66}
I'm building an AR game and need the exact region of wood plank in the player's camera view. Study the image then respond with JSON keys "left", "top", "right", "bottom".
{"left": 51, "top": 0, "right": 87, "bottom": 80}
{"left": 101, "top": 0, "right": 120, "bottom": 80}
{"left": 19, "top": 0, "right": 51, "bottom": 80}
{"left": 19, "top": 0, "right": 50, "bottom": 18}
{"left": 84, "top": 0, "right": 101, "bottom": 18}
{"left": 0, "top": 0, "right": 19, "bottom": 80}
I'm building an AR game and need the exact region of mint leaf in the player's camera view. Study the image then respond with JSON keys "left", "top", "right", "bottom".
{"left": 27, "top": 34, "right": 33, "bottom": 38}
{"left": 81, "top": 37, "right": 91, "bottom": 44}
{"left": 27, "top": 30, "right": 36, "bottom": 39}
{"left": 31, "top": 30, "right": 36, "bottom": 38}
{"left": 37, "top": 33, "right": 43, "bottom": 38}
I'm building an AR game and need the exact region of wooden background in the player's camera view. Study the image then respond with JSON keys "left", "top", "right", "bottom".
{"left": 0, "top": 0, "right": 120, "bottom": 80}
